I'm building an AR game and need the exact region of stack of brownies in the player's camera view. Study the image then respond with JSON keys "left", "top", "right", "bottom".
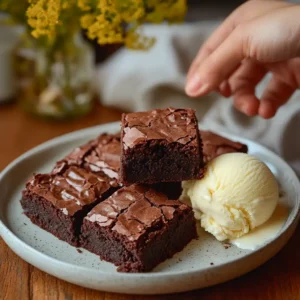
{"left": 21, "top": 107, "right": 247, "bottom": 272}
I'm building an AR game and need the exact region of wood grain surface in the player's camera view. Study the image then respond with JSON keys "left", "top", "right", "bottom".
{"left": 0, "top": 103, "right": 299, "bottom": 300}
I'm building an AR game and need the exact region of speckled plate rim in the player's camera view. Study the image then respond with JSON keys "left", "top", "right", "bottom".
{"left": 0, "top": 122, "right": 299, "bottom": 294}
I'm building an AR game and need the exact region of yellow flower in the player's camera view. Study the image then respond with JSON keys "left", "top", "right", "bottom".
{"left": 115, "top": 0, "right": 145, "bottom": 22}
{"left": 78, "top": 0, "right": 91, "bottom": 11}
{"left": 23, "top": 0, "right": 187, "bottom": 49}
{"left": 80, "top": 14, "right": 95, "bottom": 29}
{"left": 81, "top": 0, "right": 126, "bottom": 45}
{"left": 27, "top": 0, "right": 61, "bottom": 39}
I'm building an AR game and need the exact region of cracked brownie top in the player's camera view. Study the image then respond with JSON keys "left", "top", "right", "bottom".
{"left": 26, "top": 166, "right": 114, "bottom": 216}
{"left": 85, "top": 185, "right": 190, "bottom": 241}
{"left": 122, "top": 107, "right": 199, "bottom": 149}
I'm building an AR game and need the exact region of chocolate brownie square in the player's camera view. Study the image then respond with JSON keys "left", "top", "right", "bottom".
{"left": 21, "top": 166, "right": 117, "bottom": 246}
{"left": 84, "top": 133, "right": 121, "bottom": 180}
{"left": 54, "top": 133, "right": 121, "bottom": 184}
{"left": 120, "top": 107, "right": 203, "bottom": 185}
{"left": 200, "top": 130, "right": 248, "bottom": 163}
{"left": 80, "top": 185, "right": 197, "bottom": 272}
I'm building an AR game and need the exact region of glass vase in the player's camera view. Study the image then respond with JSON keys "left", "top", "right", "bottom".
{"left": 14, "top": 33, "right": 94, "bottom": 119}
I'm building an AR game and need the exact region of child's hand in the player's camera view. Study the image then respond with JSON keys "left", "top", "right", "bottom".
{"left": 185, "top": 0, "right": 300, "bottom": 119}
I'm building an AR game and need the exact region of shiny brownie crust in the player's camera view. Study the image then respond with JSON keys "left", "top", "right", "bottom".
{"left": 53, "top": 133, "right": 121, "bottom": 185}
{"left": 120, "top": 107, "right": 204, "bottom": 185}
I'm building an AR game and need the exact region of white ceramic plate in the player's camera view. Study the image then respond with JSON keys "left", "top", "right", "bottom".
{"left": 0, "top": 122, "right": 299, "bottom": 295}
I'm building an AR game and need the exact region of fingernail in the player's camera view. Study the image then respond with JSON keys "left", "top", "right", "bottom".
{"left": 186, "top": 75, "right": 210, "bottom": 96}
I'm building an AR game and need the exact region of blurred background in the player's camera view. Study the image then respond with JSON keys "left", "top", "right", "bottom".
{"left": 0, "top": 0, "right": 299, "bottom": 176}
{"left": 0, "top": 0, "right": 245, "bottom": 115}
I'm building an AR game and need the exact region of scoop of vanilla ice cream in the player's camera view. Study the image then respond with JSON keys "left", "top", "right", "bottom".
{"left": 182, "top": 153, "right": 279, "bottom": 241}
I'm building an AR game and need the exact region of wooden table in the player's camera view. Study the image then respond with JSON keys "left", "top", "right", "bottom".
{"left": 0, "top": 103, "right": 299, "bottom": 300}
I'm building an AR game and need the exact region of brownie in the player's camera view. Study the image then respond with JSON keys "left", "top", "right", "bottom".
{"left": 120, "top": 107, "right": 203, "bottom": 185}
{"left": 80, "top": 185, "right": 197, "bottom": 272}
{"left": 55, "top": 132, "right": 182, "bottom": 199}
{"left": 200, "top": 130, "right": 248, "bottom": 163}
{"left": 21, "top": 165, "right": 117, "bottom": 246}
{"left": 54, "top": 133, "right": 121, "bottom": 184}
{"left": 84, "top": 133, "right": 121, "bottom": 179}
